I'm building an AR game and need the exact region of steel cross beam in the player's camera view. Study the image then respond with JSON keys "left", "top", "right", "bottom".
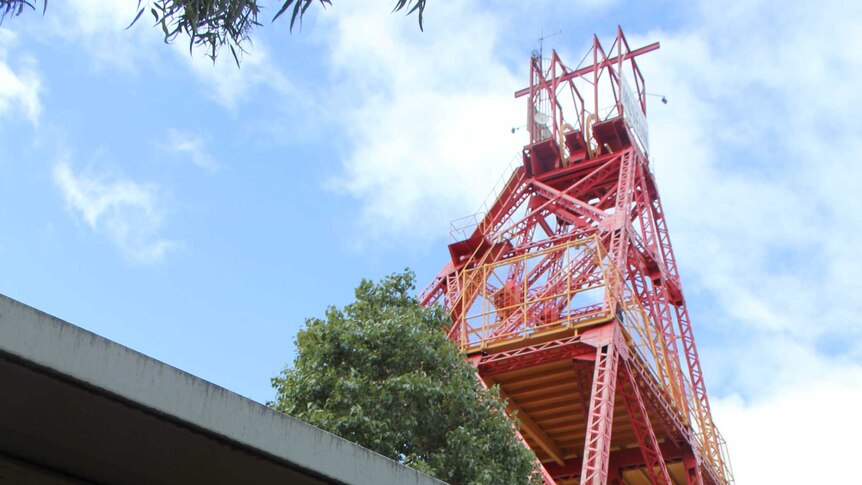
{"left": 477, "top": 334, "right": 594, "bottom": 376}
{"left": 514, "top": 42, "right": 660, "bottom": 98}
{"left": 546, "top": 440, "right": 686, "bottom": 482}
{"left": 481, "top": 168, "right": 530, "bottom": 237}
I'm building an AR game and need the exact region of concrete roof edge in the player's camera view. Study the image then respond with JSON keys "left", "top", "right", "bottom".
{"left": 0, "top": 293, "right": 446, "bottom": 485}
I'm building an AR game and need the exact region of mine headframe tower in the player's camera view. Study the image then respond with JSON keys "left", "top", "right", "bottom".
{"left": 421, "top": 28, "right": 733, "bottom": 485}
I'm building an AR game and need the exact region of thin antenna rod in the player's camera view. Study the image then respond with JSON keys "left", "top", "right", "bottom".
{"left": 538, "top": 29, "right": 562, "bottom": 61}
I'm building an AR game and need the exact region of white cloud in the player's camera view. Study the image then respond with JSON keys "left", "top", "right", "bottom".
{"left": 0, "top": 28, "right": 42, "bottom": 125}
{"left": 64, "top": 0, "right": 140, "bottom": 37}
{"left": 714, "top": 358, "right": 862, "bottom": 484}
{"left": 634, "top": 0, "right": 862, "bottom": 344}
{"left": 165, "top": 129, "right": 220, "bottom": 172}
{"left": 50, "top": 0, "right": 160, "bottom": 71}
{"left": 322, "top": 2, "right": 527, "bottom": 241}
{"left": 323, "top": 1, "right": 862, "bottom": 482}
{"left": 626, "top": 1, "right": 862, "bottom": 482}
{"left": 177, "top": 41, "right": 295, "bottom": 110}
{"left": 50, "top": 0, "right": 294, "bottom": 109}
{"left": 53, "top": 160, "right": 179, "bottom": 264}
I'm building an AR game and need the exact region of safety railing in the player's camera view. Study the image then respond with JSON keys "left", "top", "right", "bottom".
{"left": 457, "top": 237, "right": 609, "bottom": 351}
{"left": 692, "top": 419, "right": 735, "bottom": 485}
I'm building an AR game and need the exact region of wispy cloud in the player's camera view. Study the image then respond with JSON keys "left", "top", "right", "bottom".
{"left": 165, "top": 129, "right": 220, "bottom": 172}
{"left": 323, "top": 0, "right": 861, "bottom": 481}
{"left": 49, "top": 0, "right": 294, "bottom": 110}
{"left": 177, "top": 41, "right": 295, "bottom": 111}
{"left": 49, "top": 0, "right": 161, "bottom": 71}
{"left": 713, "top": 345, "right": 862, "bottom": 483}
{"left": 0, "top": 28, "right": 42, "bottom": 125}
{"left": 629, "top": 0, "right": 862, "bottom": 481}
{"left": 636, "top": 0, "right": 862, "bottom": 346}
{"left": 322, "top": 2, "right": 525, "bottom": 241}
{"left": 53, "top": 160, "right": 179, "bottom": 264}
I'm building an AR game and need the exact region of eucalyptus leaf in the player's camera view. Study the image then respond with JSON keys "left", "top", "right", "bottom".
{"left": 0, "top": 0, "right": 427, "bottom": 65}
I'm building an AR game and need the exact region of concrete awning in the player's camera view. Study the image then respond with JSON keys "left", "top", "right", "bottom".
{"left": 0, "top": 294, "right": 445, "bottom": 485}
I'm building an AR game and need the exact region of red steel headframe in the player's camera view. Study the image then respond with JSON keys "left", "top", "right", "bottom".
{"left": 423, "top": 27, "right": 733, "bottom": 485}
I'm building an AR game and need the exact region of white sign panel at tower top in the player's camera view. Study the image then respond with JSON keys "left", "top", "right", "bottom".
{"left": 620, "top": 76, "right": 649, "bottom": 154}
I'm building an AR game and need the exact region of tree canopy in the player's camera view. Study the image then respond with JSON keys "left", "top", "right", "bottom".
{"left": 270, "top": 270, "right": 539, "bottom": 485}
{"left": 0, "top": 0, "right": 426, "bottom": 65}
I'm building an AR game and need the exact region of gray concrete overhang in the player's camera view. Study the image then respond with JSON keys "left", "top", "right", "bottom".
{"left": 0, "top": 294, "right": 446, "bottom": 485}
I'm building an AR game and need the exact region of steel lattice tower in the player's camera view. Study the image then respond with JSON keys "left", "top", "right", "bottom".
{"left": 421, "top": 28, "right": 733, "bottom": 485}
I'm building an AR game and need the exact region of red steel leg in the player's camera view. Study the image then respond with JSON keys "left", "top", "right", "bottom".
{"left": 580, "top": 326, "right": 620, "bottom": 484}
{"left": 619, "top": 359, "right": 672, "bottom": 484}
{"left": 683, "top": 452, "right": 703, "bottom": 485}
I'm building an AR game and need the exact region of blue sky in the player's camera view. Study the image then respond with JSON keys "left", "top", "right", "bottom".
{"left": 1, "top": 1, "right": 861, "bottom": 482}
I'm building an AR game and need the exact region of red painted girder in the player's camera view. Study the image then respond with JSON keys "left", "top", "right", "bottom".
{"left": 419, "top": 261, "right": 454, "bottom": 307}
{"left": 533, "top": 155, "right": 614, "bottom": 187}
{"left": 544, "top": 441, "right": 684, "bottom": 480}
{"left": 524, "top": 153, "right": 621, "bottom": 219}
{"left": 447, "top": 243, "right": 514, "bottom": 332}
{"left": 473, "top": 166, "right": 527, "bottom": 238}
{"left": 531, "top": 180, "right": 608, "bottom": 221}
{"left": 629, "top": 350, "right": 722, "bottom": 483}
{"left": 557, "top": 154, "right": 622, "bottom": 202}
{"left": 514, "top": 42, "right": 661, "bottom": 98}
{"left": 627, "top": 213, "right": 688, "bottom": 416}
{"left": 528, "top": 248, "right": 603, "bottom": 317}
{"left": 505, "top": 212, "right": 552, "bottom": 287}
{"left": 625, "top": 343, "right": 689, "bottom": 443}
{"left": 477, "top": 333, "right": 597, "bottom": 376}
{"left": 618, "top": 358, "right": 673, "bottom": 485}
{"left": 629, "top": 166, "right": 689, "bottom": 415}
{"left": 490, "top": 231, "right": 594, "bottom": 264}
{"left": 580, "top": 324, "right": 621, "bottom": 484}
{"left": 647, "top": 187, "right": 723, "bottom": 478}
{"left": 683, "top": 452, "right": 705, "bottom": 485}
{"left": 624, "top": 250, "right": 688, "bottom": 419}
{"left": 444, "top": 272, "right": 462, "bottom": 340}
{"left": 480, "top": 169, "right": 531, "bottom": 238}
{"left": 601, "top": 150, "right": 637, "bottom": 338}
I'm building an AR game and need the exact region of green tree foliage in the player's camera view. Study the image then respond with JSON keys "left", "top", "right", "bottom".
{"left": 0, "top": 0, "right": 425, "bottom": 65}
{"left": 270, "top": 270, "right": 539, "bottom": 485}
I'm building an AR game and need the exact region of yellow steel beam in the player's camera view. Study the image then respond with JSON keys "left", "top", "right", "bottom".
{"left": 484, "top": 377, "right": 566, "bottom": 466}
{"left": 493, "top": 359, "right": 573, "bottom": 382}
{"left": 514, "top": 381, "right": 580, "bottom": 400}
{"left": 503, "top": 368, "right": 575, "bottom": 390}
{"left": 638, "top": 468, "right": 651, "bottom": 483}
